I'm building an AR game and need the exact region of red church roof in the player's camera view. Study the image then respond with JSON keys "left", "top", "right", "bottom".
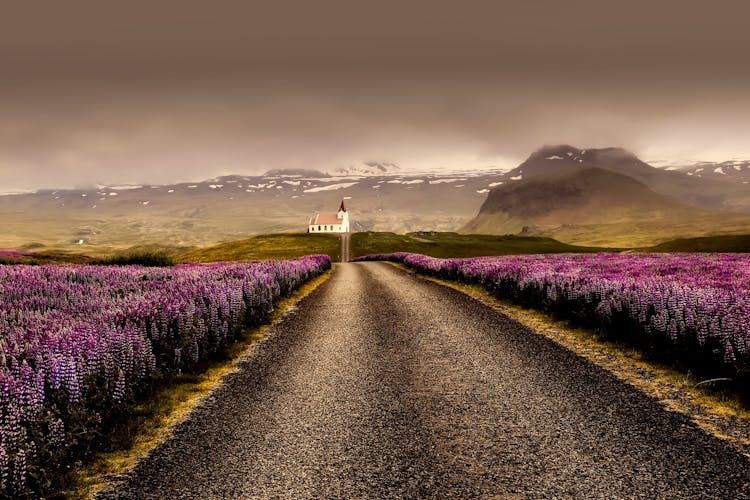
{"left": 310, "top": 213, "right": 343, "bottom": 225}
{"left": 309, "top": 200, "right": 347, "bottom": 225}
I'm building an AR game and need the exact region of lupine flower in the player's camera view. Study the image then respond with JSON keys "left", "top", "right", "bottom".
{"left": 357, "top": 252, "right": 750, "bottom": 376}
{"left": 0, "top": 254, "right": 330, "bottom": 495}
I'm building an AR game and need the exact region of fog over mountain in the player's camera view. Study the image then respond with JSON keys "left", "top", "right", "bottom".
{"left": 2, "top": 1, "right": 750, "bottom": 191}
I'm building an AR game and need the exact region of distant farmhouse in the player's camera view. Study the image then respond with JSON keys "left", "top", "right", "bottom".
{"left": 308, "top": 200, "right": 350, "bottom": 233}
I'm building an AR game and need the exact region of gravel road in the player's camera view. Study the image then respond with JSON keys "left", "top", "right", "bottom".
{"left": 104, "top": 262, "right": 750, "bottom": 499}
{"left": 340, "top": 232, "right": 350, "bottom": 262}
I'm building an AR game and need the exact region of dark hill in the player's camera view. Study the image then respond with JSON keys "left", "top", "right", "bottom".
{"left": 479, "top": 167, "right": 672, "bottom": 219}
{"left": 506, "top": 145, "right": 750, "bottom": 213}
{"left": 463, "top": 166, "right": 750, "bottom": 247}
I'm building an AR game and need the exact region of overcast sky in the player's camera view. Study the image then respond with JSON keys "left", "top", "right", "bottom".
{"left": 2, "top": 0, "right": 750, "bottom": 190}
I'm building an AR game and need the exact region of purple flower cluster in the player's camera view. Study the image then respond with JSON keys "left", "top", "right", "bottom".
{"left": 0, "top": 255, "right": 330, "bottom": 495}
{"left": 364, "top": 252, "right": 750, "bottom": 378}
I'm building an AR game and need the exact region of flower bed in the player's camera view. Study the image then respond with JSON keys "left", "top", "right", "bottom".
{"left": 0, "top": 255, "right": 330, "bottom": 496}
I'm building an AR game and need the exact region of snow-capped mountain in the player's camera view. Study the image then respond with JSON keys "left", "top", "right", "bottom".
{"left": 659, "top": 160, "right": 750, "bottom": 184}
{"left": 464, "top": 145, "right": 750, "bottom": 246}
{"left": 0, "top": 167, "right": 507, "bottom": 249}
{"left": 2, "top": 147, "right": 750, "bottom": 250}
{"left": 325, "top": 161, "right": 402, "bottom": 177}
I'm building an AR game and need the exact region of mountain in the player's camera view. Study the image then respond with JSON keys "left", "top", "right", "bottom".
{"left": 0, "top": 170, "right": 506, "bottom": 251}
{"left": 327, "top": 161, "right": 402, "bottom": 177}
{"left": 660, "top": 160, "right": 750, "bottom": 184}
{"left": 473, "top": 167, "right": 675, "bottom": 220}
{"left": 506, "top": 145, "right": 652, "bottom": 178}
{"left": 464, "top": 147, "right": 750, "bottom": 246}
{"left": 504, "top": 145, "right": 750, "bottom": 213}
{"left": 262, "top": 168, "right": 329, "bottom": 178}
{"left": 4, "top": 146, "right": 750, "bottom": 251}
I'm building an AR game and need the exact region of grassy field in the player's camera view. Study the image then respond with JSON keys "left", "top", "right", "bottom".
{"left": 350, "top": 232, "right": 610, "bottom": 258}
{"left": 644, "top": 234, "right": 750, "bottom": 253}
{"left": 351, "top": 232, "right": 750, "bottom": 258}
{"left": 3, "top": 232, "right": 750, "bottom": 266}
{"left": 176, "top": 233, "right": 341, "bottom": 263}
{"left": 0, "top": 250, "right": 92, "bottom": 265}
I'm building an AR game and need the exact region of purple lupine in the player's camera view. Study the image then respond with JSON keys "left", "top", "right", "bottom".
{"left": 360, "top": 252, "right": 750, "bottom": 375}
{"left": 0, "top": 254, "right": 331, "bottom": 495}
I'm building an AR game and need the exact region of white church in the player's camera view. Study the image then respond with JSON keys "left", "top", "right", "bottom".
{"left": 308, "top": 200, "right": 350, "bottom": 233}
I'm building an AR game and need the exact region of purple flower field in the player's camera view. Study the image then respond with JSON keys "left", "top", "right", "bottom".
{"left": 358, "top": 252, "right": 750, "bottom": 381}
{"left": 0, "top": 255, "right": 330, "bottom": 495}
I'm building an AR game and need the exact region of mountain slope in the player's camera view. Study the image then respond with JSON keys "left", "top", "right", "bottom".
{"left": 0, "top": 170, "right": 506, "bottom": 250}
{"left": 664, "top": 160, "right": 750, "bottom": 184}
{"left": 463, "top": 166, "right": 750, "bottom": 246}
{"left": 505, "top": 145, "right": 750, "bottom": 213}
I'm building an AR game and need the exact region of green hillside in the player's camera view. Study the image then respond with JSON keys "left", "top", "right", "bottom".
{"left": 350, "top": 232, "right": 609, "bottom": 258}
{"left": 644, "top": 234, "right": 750, "bottom": 253}
{"left": 5, "top": 232, "right": 750, "bottom": 267}
{"left": 176, "top": 233, "right": 340, "bottom": 263}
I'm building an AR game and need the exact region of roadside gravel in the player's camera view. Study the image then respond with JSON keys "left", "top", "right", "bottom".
{"left": 103, "top": 262, "right": 750, "bottom": 499}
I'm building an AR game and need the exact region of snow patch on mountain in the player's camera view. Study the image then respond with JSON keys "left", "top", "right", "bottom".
{"left": 656, "top": 159, "right": 750, "bottom": 182}
{"left": 97, "top": 185, "right": 143, "bottom": 191}
{"left": 326, "top": 161, "right": 400, "bottom": 177}
{"left": 303, "top": 182, "right": 359, "bottom": 193}
{"left": 429, "top": 178, "right": 463, "bottom": 184}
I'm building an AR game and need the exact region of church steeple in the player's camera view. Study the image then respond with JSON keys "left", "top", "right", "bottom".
{"left": 339, "top": 200, "right": 346, "bottom": 212}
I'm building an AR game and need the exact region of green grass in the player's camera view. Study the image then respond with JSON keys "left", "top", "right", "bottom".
{"left": 176, "top": 233, "right": 341, "bottom": 263}
{"left": 350, "top": 231, "right": 611, "bottom": 258}
{"left": 645, "top": 234, "right": 750, "bottom": 253}
{"left": 0, "top": 250, "right": 92, "bottom": 265}
{"left": 5, "top": 232, "right": 750, "bottom": 267}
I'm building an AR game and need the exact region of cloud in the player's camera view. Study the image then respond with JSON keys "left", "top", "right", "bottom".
{"left": 2, "top": 1, "right": 750, "bottom": 189}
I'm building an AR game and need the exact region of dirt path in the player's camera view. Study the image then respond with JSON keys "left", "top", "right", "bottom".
{"left": 103, "top": 262, "right": 750, "bottom": 499}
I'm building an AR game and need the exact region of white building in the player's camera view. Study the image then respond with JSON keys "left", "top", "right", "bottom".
{"left": 308, "top": 200, "right": 349, "bottom": 233}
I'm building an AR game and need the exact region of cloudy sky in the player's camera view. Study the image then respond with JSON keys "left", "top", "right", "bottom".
{"left": 2, "top": 0, "right": 750, "bottom": 190}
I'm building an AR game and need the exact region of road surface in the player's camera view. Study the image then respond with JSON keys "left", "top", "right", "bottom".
{"left": 104, "top": 262, "right": 750, "bottom": 499}
{"left": 340, "top": 232, "right": 350, "bottom": 262}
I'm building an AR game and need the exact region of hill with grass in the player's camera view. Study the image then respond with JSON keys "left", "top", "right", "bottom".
{"left": 176, "top": 233, "right": 341, "bottom": 263}
{"left": 463, "top": 147, "right": 750, "bottom": 247}
{"left": 504, "top": 145, "right": 750, "bottom": 213}
{"left": 644, "top": 234, "right": 750, "bottom": 253}
{"left": 350, "top": 232, "right": 608, "bottom": 259}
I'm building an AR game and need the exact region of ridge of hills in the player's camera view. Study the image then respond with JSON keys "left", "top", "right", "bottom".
{"left": 2, "top": 146, "right": 750, "bottom": 250}
{"left": 0, "top": 168, "right": 503, "bottom": 250}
